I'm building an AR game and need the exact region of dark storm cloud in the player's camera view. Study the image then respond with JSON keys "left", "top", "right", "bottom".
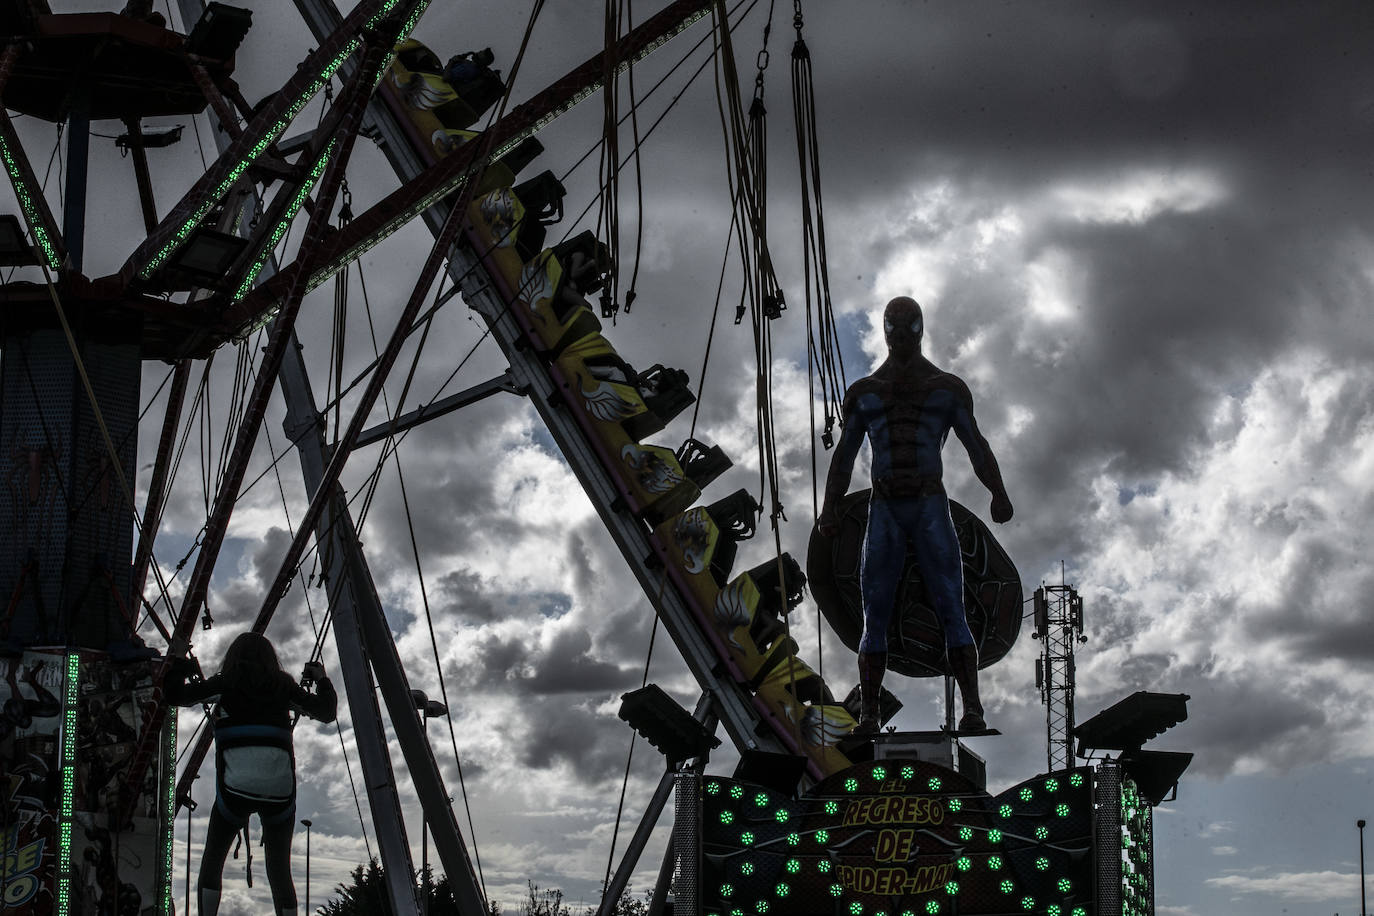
{"left": 800, "top": 1, "right": 1374, "bottom": 203}
{"left": 466, "top": 624, "right": 639, "bottom": 696}
{"left": 1170, "top": 675, "right": 1327, "bottom": 777}
{"left": 435, "top": 566, "right": 504, "bottom": 623}
{"left": 516, "top": 699, "right": 635, "bottom": 783}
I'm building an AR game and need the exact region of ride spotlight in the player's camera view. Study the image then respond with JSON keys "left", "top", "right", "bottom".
{"left": 186, "top": 3, "right": 253, "bottom": 61}
{"left": 160, "top": 227, "right": 247, "bottom": 290}
{"left": 619, "top": 684, "right": 720, "bottom": 765}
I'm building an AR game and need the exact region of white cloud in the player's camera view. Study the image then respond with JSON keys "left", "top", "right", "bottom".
{"left": 1206, "top": 869, "right": 1359, "bottom": 902}
{"left": 1210, "top": 845, "right": 1238, "bottom": 856}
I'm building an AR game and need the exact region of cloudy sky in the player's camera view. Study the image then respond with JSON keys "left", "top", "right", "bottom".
{"left": 5, "top": 1, "right": 1374, "bottom": 913}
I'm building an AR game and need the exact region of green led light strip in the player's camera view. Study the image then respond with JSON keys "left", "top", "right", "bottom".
{"left": 56, "top": 653, "right": 80, "bottom": 916}
{"left": 0, "top": 129, "right": 61, "bottom": 270}
{"left": 150, "top": 0, "right": 426, "bottom": 288}
{"left": 231, "top": 139, "right": 337, "bottom": 303}
{"left": 139, "top": 34, "right": 369, "bottom": 281}
{"left": 160, "top": 706, "right": 177, "bottom": 914}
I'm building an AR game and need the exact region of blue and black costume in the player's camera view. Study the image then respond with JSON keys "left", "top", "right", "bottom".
{"left": 820, "top": 297, "right": 1012, "bottom": 734}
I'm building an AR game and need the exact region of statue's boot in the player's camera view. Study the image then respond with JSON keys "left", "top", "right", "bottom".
{"left": 852, "top": 651, "right": 888, "bottom": 736}
{"left": 947, "top": 643, "right": 987, "bottom": 732}
{"left": 198, "top": 887, "right": 220, "bottom": 916}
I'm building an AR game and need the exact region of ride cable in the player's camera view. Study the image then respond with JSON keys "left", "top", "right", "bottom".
{"left": 790, "top": 0, "right": 846, "bottom": 512}
{"left": 788, "top": 0, "right": 844, "bottom": 682}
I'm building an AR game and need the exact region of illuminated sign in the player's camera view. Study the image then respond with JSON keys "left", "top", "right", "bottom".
{"left": 701, "top": 760, "right": 1096, "bottom": 916}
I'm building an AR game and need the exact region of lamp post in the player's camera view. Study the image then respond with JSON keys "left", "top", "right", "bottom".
{"left": 301, "top": 818, "right": 313, "bottom": 915}
{"left": 1359, "top": 819, "right": 1367, "bottom": 916}
{"left": 412, "top": 690, "right": 449, "bottom": 916}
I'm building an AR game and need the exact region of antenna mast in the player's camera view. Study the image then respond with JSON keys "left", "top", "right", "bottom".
{"left": 1032, "top": 566, "right": 1087, "bottom": 771}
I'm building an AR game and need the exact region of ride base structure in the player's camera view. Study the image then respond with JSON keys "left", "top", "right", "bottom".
{"left": 0, "top": 2, "right": 1192, "bottom": 914}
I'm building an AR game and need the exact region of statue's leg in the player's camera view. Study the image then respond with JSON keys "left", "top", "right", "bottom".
{"left": 856, "top": 499, "right": 902, "bottom": 734}
{"left": 911, "top": 496, "right": 984, "bottom": 730}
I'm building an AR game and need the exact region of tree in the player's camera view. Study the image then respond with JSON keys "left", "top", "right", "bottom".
{"left": 318, "top": 863, "right": 650, "bottom": 916}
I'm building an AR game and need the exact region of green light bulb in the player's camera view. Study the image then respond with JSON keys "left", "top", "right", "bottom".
{"left": 955, "top": 857, "right": 971, "bottom": 872}
{"left": 999, "top": 879, "right": 1013, "bottom": 894}
{"left": 1035, "top": 856, "right": 1049, "bottom": 871}
{"left": 872, "top": 766, "right": 887, "bottom": 780}
{"left": 928, "top": 776, "right": 943, "bottom": 791}
{"left": 989, "top": 856, "right": 1003, "bottom": 871}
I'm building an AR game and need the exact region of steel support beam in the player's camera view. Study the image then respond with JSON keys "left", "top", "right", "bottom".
{"left": 353, "top": 370, "right": 523, "bottom": 449}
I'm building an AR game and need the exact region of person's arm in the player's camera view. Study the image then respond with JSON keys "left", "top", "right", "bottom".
{"left": 163, "top": 661, "right": 222, "bottom": 707}
{"left": 818, "top": 388, "right": 865, "bottom": 536}
{"left": 291, "top": 664, "right": 338, "bottom": 724}
{"left": 949, "top": 377, "right": 1013, "bottom": 523}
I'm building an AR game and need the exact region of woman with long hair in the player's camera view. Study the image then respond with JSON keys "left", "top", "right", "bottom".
{"left": 167, "top": 631, "right": 336, "bottom": 916}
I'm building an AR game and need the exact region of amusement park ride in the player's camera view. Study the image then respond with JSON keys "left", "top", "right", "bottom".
{"left": 0, "top": 1, "right": 1195, "bottom": 914}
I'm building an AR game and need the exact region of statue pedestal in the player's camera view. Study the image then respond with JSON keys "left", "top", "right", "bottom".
{"left": 874, "top": 729, "right": 987, "bottom": 790}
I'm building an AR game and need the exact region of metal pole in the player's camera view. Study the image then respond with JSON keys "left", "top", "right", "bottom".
{"left": 421, "top": 716, "right": 430, "bottom": 916}
{"left": 302, "top": 818, "right": 313, "bottom": 915}
{"left": 62, "top": 91, "right": 90, "bottom": 271}
{"left": 1359, "top": 818, "right": 1367, "bottom": 916}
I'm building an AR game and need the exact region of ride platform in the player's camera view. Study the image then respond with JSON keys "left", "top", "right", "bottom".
{"left": 0, "top": 9, "right": 241, "bottom": 122}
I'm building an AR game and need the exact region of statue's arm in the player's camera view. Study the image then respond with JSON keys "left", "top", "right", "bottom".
{"left": 949, "top": 378, "right": 1013, "bottom": 523}
{"left": 818, "top": 389, "right": 865, "bottom": 533}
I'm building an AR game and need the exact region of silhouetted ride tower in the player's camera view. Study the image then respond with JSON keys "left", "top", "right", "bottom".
{"left": 0, "top": 4, "right": 259, "bottom": 911}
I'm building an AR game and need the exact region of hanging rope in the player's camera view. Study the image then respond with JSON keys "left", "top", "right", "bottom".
{"left": 790, "top": 0, "right": 846, "bottom": 485}
{"left": 789, "top": 0, "right": 843, "bottom": 681}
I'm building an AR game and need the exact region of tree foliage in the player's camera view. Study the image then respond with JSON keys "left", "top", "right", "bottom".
{"left": 317, "top": 861, "right": 650, "bottom": 916}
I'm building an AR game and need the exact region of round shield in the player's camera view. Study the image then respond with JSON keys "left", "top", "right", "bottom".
{"left": 806, "top": 490, "right": 1023, "bottom": 678}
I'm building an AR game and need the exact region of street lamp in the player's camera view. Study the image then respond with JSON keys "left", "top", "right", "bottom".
{"left": 412, "top": 690, "right": 449, "bottom": 916}
{"left": 301, "top": 818, "right": 313, "bottom": 916}
{"left": 1359, "top": 819, "right": 1367, "bottom": 916}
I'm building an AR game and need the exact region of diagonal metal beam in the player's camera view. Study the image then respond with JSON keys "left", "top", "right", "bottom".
{"left": 123, "top": 0, "right": 407, "bottom": 283}
{"left": 353, "top": 370, "right": 524, "bottom": 449}
{"left": 219, "top": 0, "right": 714, "bottom": 337}
{"left": 0, "top": 45, "right": 66, "bottom": 271}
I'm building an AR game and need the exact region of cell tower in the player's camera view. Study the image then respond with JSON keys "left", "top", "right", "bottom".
{"left": 1033, "top": 570, "right": 1087, "bottom": 772}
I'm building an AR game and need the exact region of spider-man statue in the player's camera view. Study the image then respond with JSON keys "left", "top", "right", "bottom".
{"left": 819, "top": 297, "right": 1013, "bottom": 735}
